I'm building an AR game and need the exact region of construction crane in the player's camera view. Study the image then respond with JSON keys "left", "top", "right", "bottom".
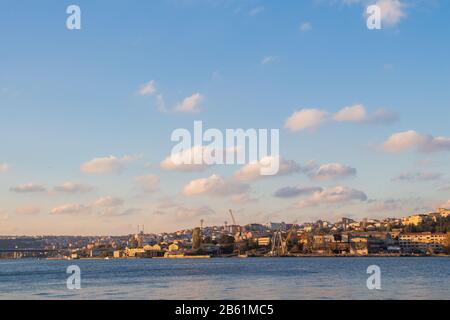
{"left": 228, "top": 209, "right": 237, "bottom": 226}
{"left": 286, "top": 220, "right": 298, "bottom": 243}
{"left": 228, "top": 209, "right": 242, "bottom": 242}
{"left": 285, "top": 220, "right": 299, "bottom": 253}
{"left": 270, "top": 227, "right": 287, "bottom": 256}
{"left": 270, "top": 220, "right": 298, "bottom": 256}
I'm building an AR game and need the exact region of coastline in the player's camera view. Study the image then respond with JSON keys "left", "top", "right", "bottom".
{"left": 37, "top": 254, "right": 449, "bottom": 261}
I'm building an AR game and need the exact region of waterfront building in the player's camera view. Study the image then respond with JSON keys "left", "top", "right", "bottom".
{"left": 399, "top": 232, "right": 447, "bottom": 253}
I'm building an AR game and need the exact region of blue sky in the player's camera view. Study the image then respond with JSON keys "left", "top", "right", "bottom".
{"left": 0, "top": 0, "right": 449, "bottom": 235}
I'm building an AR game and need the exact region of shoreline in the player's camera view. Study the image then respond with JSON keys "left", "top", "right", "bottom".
{"left": 4, "top": 254, "right": 447, "bottom": 261}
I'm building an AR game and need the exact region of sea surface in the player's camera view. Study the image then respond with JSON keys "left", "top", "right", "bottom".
{"left": 0, "top": 257, "right": 449, "bottom": 300}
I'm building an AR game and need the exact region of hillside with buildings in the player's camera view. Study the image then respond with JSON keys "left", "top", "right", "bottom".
{"left": 1, "top": 208, "right": 450, "bottom": 259}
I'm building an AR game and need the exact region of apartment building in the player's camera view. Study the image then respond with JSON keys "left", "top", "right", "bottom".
{"left": 399, "top": 232, "right": 447, "bottom": 253}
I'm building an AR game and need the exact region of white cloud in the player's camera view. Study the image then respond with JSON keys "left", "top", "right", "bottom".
{"left": 340, "top": 0, "right": 407, "bottom": 27}
{"left": 15, "top": 205, "right": 40, "bottom": 215}
{"left": 0, "top": 163, "right": 9, "bottom": 173}
{"left": 93, "top": 196, "right": 124, "bottom": 208}
{"left": 383, "top": 130, "right": 450, "bottom": 153}
{"left": 334, "top": 104, "right": 398, "bottom": 124}
{"left": 286, "top": 105, "right": 398, "bottom": 132}
{"left": 159, "top": 145, "right": 239, "bottom": 172}
{"left": 54, "top": 182, "right": 93, "bottom": 194}
{"left": 10, "top": 183, "right": 46, "bottom": 193}
{"left": 300, "top": 161, "right": 357, "bottom": 181}
{"left": 312, "top": 163, "right": 357, "bottom": 181}
{"left": 261, "top": 56, "right": 278, "bottom": 65}
{"left": 175, "top": 93, "right": 204, "bottom": 113}
{"left": 274, "top": 186, "right": 323, "bottom": 198}
{"left": 296, "top": 186, "right": 367, "bottom": 208}
{"left": 234, "top": 156, "right": 301, "bottom": 182}
{"left": 249, "top": 6, "right": 264, "bottom": 16}
{"left": 284, "top": 108, "right": 329, "bottom": 132}
{"left": 138, "top": 80, "right": 157, "bottom": 96}
{"left": 299, "top": 22, "right": 312, "bottom": 32}
{"left": 50, "top": 204, "right": 90, "bottom": 216}
{"left": 160, "top": 146, "right": 210, "bottom": 172}
{"left": 81, "top": 155, "right": 139, "bottom": 174}
{"left": 183, "top": 174, "right": 249, "bottom": 197}
{"left": 373, "top": 0, "right": 406, "bottom": 27}
{"left": 334, "top": 104, "right": 367, "bottom": 122}
{"left": 135, "top": 174, "right": 160, "bottom": 193}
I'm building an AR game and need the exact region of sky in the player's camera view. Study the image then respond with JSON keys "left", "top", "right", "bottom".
{"left": 0, "top": 0, "right": 449, "bottom": 236}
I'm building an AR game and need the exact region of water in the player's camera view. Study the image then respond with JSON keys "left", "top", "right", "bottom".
{"left": 0, "top": 257, "right": 449, "bottom": 300}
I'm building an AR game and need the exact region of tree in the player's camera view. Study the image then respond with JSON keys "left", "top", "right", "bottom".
{"left": 192, "top": 228, "right": 201, "bottom": 250}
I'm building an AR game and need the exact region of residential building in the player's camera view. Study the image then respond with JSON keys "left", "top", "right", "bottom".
{"left": 399, "top": 232, "right": 447, "bottom": 253}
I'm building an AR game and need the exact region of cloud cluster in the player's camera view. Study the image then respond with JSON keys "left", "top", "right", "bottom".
{"left": 261, "top": 56, "right": 278, "bottom": 65}
{"left": 160, "top": 146, "right": 241, "bottom": 172}
{"left": 369, "top": 0, "right": 406, "bottom": 27}
{"left": 234, "top": 156, "right": 301, "bottom": 182}
{"left": 339, "top": 0, "right": 407, "bottom": 27}
{"left": 138, "top": 80, "right": 157, "bottom": 96}
{"left": 296, "top": 186, "right": 368, "bottom": 208}
{"left": 10, "top": 183, "right": 46, "bottom": 193}
{"left": 81, "top": 155, "right": 139, "bottom": 174}
{"left": 50, "top": 203, "right": 90, "bottom": 216}
{"left": 183, "top": 174, "right": 249, "bottom": 197}
{"left": 160, "top": 146, "right": 210, "bottom": 172}
{"left": 299, "top": 22, "right": 312, "bottom": 32}
{"left": 285, "top": 104, "right": 397, "bottom": 132}
{"left": 93, "top": 196, "right": 124, "bottom": 208}
{"left": 54, "top": 182, "right": 93, "bottom": 194}
{"left": 305, "top": 162, "right": 357, "bottom": 181}
{"left": 285, "top": 108, "right": 328, "bottom": 131}
{"left": 382, "top": 130, "right": 450, "bottom": 153}
{"left": 137, "top": 80, "right": 204, "bottom": 114}
{"left": 274, "top": 186, "right": 323, "bottom": 198}
{"left": 249, "top": 6, "right": 264, "bottom": 16}
{"left": 174, "top": 93, "right": 204, "bottom": 113}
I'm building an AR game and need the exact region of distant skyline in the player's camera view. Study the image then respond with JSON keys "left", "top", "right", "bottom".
{"left": 1, "top": 0, "right": 449, "bottom": 235}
